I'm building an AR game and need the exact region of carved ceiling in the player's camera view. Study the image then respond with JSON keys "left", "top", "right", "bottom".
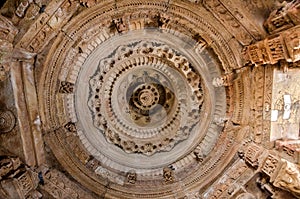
{"left": 0, "top": 0, "right": 300, "bottom": 199}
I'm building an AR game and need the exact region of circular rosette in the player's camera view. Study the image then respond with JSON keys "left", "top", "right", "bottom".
{"left": 88, "top": 41, "right": 204, "bottom": 155}
{"left": 0, "top": 110, "right": 15, "bottom": 133}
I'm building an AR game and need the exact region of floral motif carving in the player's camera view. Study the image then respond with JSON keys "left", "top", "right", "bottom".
{"left": 88, "top": 41, "right": 204, "bottom": 155}
{"left": 0, "top": 110, "right": 15, "bottom": 133}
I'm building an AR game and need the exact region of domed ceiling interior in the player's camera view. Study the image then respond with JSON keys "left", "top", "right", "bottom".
{"left": 0, "top": 0, "right": 300, "bottom": 198}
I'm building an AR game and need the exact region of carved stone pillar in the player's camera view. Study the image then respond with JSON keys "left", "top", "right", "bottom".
{"left": 10, "top": 50, "right": 45, "bottom": 167}
{"left": 0, "top": 15, "right": 46, "bottom": 167}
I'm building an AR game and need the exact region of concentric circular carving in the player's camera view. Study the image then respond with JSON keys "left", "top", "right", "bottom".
{"left": 134, "top": 84, "right": 160, "bottom": 109}
{"left": 38, "top": 1, "right": 246, "bottom": 198}
{"left": 0, "top": 110, "right": 15, "bottom": 133}
{"left": 88, "top": 41, "right": 204, "bottom": 155}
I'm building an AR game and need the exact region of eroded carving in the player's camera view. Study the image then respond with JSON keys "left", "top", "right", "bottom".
{"left": 273, "top": 159, "right": 300, "bottom": 197}
{"left": 244, "top": 144, "right": 262, "bottom": 168}
{"left": 0, "top": 15, "right": 18, "bottom": 43}
{"left": 64, "top": 122, "right": 77, "bottom": 133}
{"left": 0, "top": 16, "right": 18, "bottom": 81}
{"left": 212, "top": 73, "right": 236, "bottom": 87}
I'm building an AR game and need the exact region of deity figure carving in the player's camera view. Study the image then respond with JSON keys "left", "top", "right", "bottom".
{"left": 163, "top": 167, "right": 174, "bottom": 183}
{"left": 64, "top": 122, "right": 77, "bottom": 133}
{"left": 111, "top": 18, "right": 127, "bottom": 33}
{"left": 193, "top": 149, "right": 205, "bottom": 162}
{"left": 59, "top": 81, "right": 75, "bottom": 94}
{"left": 126, "top": 171, "right": 137, "bottom": 184}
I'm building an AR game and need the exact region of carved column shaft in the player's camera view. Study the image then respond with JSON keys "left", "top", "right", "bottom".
{"left": 10, "top": 56, "right": 45, "bottom": 166}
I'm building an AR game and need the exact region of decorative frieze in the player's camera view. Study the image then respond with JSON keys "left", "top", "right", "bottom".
{"left": 243, "top": 25, "right": 300, "bottom": 66}
{"left": 203, "top": 0, "right": 253, "bottom": 45}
